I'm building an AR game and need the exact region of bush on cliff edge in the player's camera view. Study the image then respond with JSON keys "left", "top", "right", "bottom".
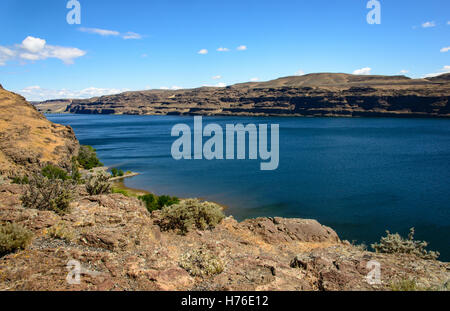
{"left": 372, "top": 228, "right": 439, "bottom": 260}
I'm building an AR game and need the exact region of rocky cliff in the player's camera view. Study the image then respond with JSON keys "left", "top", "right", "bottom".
{"left": 64, "top": 73, "right": 450, "bottom": 118}
{"left": 0, "top": 86, "right": 79, "bottom": 177}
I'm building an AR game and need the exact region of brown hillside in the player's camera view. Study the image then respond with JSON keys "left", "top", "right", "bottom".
{"left": 0, "top": 87, "right": 79, "bottom": 177}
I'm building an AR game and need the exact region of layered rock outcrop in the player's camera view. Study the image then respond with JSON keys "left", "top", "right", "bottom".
{"left": 63, "top": 73, "right": 450, "bottom": 118}
{"left": 0, "top": 87, "right": 79, "bottom": 177}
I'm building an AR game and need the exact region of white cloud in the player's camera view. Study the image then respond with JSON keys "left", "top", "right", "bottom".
{"left": 18, "top": 86, "right": 129, "bottom": 101}
{"left": 399, "top": 70, "right": 409, "bottom": 75}
{"left": 440, "top": 47, "right": 450, "bottom": 53}
{"left": 198, "top": 49, "right": 208, "bottom": 55}
{"left": 0, "top": 36, "right": 86, "bottom": 66}
{"left": 353, "top": 67, "right": 372, "bottom": 75}
{"left": 122, "top": 32, "right": 142, "bottom": 40}
{"left": 295, "top": 69, "right": 305, "bottom": 76}
{"left": 217, "top": 47, "right": 230, "bottom": 52}
{"left": 21, "top": 36, "right": 46, "bottom": 53}
{"left": 202, "top": 82, "right": 227, "bottom": 87}
{"left": 212, "top": 75, "right": 222, "bottom": 80}
{"left": 236, "top": 45, "right": 247, "bottom": 51}
{"left": 0, "top": 47, "right": 16, "bottom": 66}
{"left": 423, "top": 65, "right": 450, "bottom": 78}
{"left": 78, "top": 27, "right": 120, "bottom": 36}
{"left": 422, "top": 21, "right": 436, "bottom": 28}
{"left": 160, "top": 86, "right": 183, "bottom": 90}
{"left": 448, "top": 21, "right": 450, "bottom": 25}
{"left": 250, "top": 77, "right": 259, "bottom": 82}
{"left": 78, "top": 27, "right": 142, "bottom": 40}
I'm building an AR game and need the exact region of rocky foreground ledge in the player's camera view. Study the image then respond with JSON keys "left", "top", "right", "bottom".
{"left": 0, "top": 183, "right": 448, "bottom": 291}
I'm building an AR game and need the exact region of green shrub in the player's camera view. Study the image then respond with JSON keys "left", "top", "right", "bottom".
{"left": 112, "top": 188, "right": 130, "bottom": 197}
{"left": 158, "top": 199, "right": 225, "bottom": 234}
{"left": 21, "top": 175, "right": 76, "bottom": 215}
{"left": 85, "top": 173, "right": 111, "bottom": 195}
{"left": 111, "top": 168, "right": 118, "bottom": 177}
{"left": 12, "top": 175, "right": 29, "bottom": 184}
{"left": 372, "top": 228, "right": 440, "bottom": 260}
{"left": 139, "top": 194, "right": 179, "bottom": 212}
{"left": 76, "top": 145, "right": 103, "bottom": 170}
{"left": 118, "top": 170, "right": 124, "bottom": 177}
{"left": 139, "top": 193, "right": 157, "bottom": 211}
{"left": 179, "top": 246, "right": 224, "bottom": 277}
{"left": 0, "top": 223, "right": 33, "bottom": 256}
{"left": 41, "top": 165, "right": 69, "bottom": 180}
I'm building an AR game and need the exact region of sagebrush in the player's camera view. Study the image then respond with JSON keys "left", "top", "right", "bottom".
{"left": 21, "top": 175, "right": 76, "bottom": 214}
{"left": 158, "top": 199, "right": 225, "bottom": 234}
{"left": 85, "top": 173, "right": 111, "bottom": 195}
{"left": 372, "top": 228, "right": 439, "bottom": 260}
{"left": 0, "top": 223, "right": 33, "bottom": 256}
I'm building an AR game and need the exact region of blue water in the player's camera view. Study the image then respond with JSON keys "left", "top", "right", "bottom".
{"left": 47, "top": 114, "right": 450, "bottom": 260}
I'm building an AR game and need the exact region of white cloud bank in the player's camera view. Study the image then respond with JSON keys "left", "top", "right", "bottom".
{"left": 0, "top": 36, "right": 86, "bottom": 66}
{"left": 217, "top": 47, "right": 230, "bottom": 52}
{"left": 353, "top": 67, "right": 372, "bottom": 75}
{"left": 295, "top": 69, "right": 305, "bottom": 76}
{"left": 18, "top": 86, "right": 130, "bottom": 102}
{"left": 423, "top": 65, "right": 450, "bottom": 78}
{"left": 440, "top": 47, "right": 450, "bottom": 53}
{"left": 212, "top": 75, "right": 222, "bottom": 80}
{"left": 236, "top": 45, "right": 247, "bottom": 51}
{"left": 198, "top": 49, "right": 208, "bottom": 55}
{"left": 78, "top": 27, "right": 142, "bottom": 40}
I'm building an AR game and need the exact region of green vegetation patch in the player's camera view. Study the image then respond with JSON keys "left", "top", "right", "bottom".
{"left": 76, "top": 145, "right": 103, "bottom": 170}
{"left": 139, "top": 193, "right": 180, "bottom": 212}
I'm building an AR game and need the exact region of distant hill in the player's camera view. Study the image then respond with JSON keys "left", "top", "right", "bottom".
{"left": 39, "top": 73, "right": 450, "bottom": 118}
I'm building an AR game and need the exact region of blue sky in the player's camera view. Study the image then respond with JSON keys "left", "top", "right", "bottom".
{"left": 0, "top": 0, "right": 449, "bottom": 100}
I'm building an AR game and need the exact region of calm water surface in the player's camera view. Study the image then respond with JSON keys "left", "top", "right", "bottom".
{"left": 47, "top": 114, "right": 450, "bottom": 260}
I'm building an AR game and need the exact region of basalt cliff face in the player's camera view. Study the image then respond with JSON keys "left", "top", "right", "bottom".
{"left": 0, "top": 85, "right": 79, "bottom": 177}
{"left": 64, "top": 73, "right": 450, "bottom": 118}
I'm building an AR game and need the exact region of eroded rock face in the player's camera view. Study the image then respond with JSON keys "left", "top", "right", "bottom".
{"left": 0, "top": 185, "right": 448, "bottom": 291}
{"left": 63, "top": 73, "right": 450, "bottom": 118}
{"left": 0, "top": 87, "right": 79, "bottom": 177}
